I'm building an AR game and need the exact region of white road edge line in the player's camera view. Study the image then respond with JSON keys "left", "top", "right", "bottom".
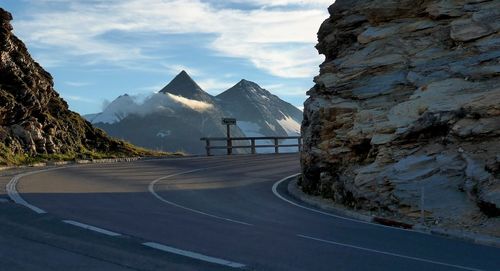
{"left": 272, "top": 174, "right": 370, "bottom": 224}
{"left": 297, "top": 234, "right": 484, "bottom": 271}
{"left": 143, "top": 242, "right": 246, "bottom": 269}
{"left": 6, "top": 168, "right": 65, "bottom": 214}
{"left": 62, "top": 220, "right": 122, "bottom": 237}
{"left": 272, "top": 174, "right": 417, "bottom": 232}
{"left": 148, "top": 168, "right": 253, "bottom": 226}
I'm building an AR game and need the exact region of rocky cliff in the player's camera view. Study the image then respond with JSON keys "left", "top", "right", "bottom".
{"left": 301, "top": 0, "right": 500, "bottom": 231}
{"left": 0, "top": 8, "right": 151, "bottom": 165}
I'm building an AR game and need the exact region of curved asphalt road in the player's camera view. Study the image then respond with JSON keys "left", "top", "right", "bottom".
{"left": 14, "top": 154, "right": 500, "bottom": 270}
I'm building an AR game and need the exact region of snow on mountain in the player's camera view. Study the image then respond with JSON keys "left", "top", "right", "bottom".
{"left": 89, "top": 71, "right": 248, "bottom": 154}
{"left": 217, "top": 79, "right": 303, "bottom": 138}
{"left": 90, "top": 94, "right": 138, "bottom": 124}
{"left": 88, "top": 72, "right": 303, "bottom": 154}
{"left": 215, "top": 79, "right": 303, "bottom": 153}
{"left": 88, "top": 92, "right": 216, "bottom": 126}
{"left": 277, "top": 114, "right": 301, "bottom": 136}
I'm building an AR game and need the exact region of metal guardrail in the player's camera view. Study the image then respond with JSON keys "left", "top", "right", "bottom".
{"left": 200, "top": 136, "right": 302, "bottom": 156}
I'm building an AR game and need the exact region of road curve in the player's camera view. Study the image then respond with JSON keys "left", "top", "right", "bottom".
{"left": 13, "top": 154, "right": 500, "bottom": 271}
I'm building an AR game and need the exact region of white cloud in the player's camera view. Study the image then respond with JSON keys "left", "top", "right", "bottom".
{"left": 135, "top": 84, "right": 166, "bottom": 93}
{"left": 167, "top": 93, "right": 214, "bottom": 111}
{"left": 228, "top": 0, "right": 333, "bottom": 7}
{"left": 62, "top": 95, "right": 97, "bottom": 103}
{"left": 65, "top": 81, "right": 91, "bottom": 87}
{"left": 263, "top": 83, "right": 285, "bottom": 90}
{"left": 266, "top": 84, "right": 309, "bottom": 97}
{"left": 12, "top": 0, "right": 329, "bottom": 78}
{"left": 161, "top": 64, "right": 203, "bottom": 77}
{"left": 29, "top": 53, "right": 65, "bottom": 68}
{"left": 198, "top": 79, "right": 235, "bottom": 93}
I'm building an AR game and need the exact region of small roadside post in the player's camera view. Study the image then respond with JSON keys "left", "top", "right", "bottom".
{"left": 420, "top": 186, "right": 425, "bottom": 225}
{"left": 222, "top": 118, "right": 236, "bottom": 155}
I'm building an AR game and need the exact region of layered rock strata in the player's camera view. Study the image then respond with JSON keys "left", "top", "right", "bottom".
{"left": 301, "top": 0, "right": 500, "bottom": 229}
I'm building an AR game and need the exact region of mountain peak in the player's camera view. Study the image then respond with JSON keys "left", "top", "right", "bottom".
{"left": 235, "top": 79, "right": 258, "bottom": 88}
{"left": 176, "top": 70, "right": 191, "bottom": 79}
{"left": 160, "top": 70, "right": 198, "bottom": 93}
{"left": 218, "top": 79, "right": 270, "bottom": 99}
{"left": 159, "top": 71, "right": 213, "bottom": 102}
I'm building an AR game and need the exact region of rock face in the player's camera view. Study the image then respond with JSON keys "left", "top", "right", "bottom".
{"left": 301, "top": 0, "right": 500, "bottom": 228}
{"left": 0, "top": 8, "right": 147, "bottom": 164}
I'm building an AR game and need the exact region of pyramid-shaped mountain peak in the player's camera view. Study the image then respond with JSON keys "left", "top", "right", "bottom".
{"left": 159, "top": 70, "right": 213, "bottom": 102}
{"left": 236, "top": 79, "right": 258, "bottom": 87}
{"left": 174, "top": 70, "right": 192, "bottom": 81}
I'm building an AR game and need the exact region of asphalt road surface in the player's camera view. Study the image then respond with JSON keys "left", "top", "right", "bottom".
{"left": 12, "top": 154, "right": 500, "bottom": 270}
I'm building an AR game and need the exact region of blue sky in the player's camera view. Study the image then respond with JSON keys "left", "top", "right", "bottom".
{"left": 0, "top": 0, "right": 331, "bottom": 114}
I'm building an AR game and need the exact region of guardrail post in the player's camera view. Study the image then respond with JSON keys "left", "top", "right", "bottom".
{"left": 298, "top": 137, "right": 302, "bottom": 152}
{"left": 205, "top": 139, "right": 211, "bottom": 156}
{"left": 251, "top": 139, "right": 256, "bottom": 154}
{"left": 227, "top": 138, "right": 232, "bottom": 155}
{"left": 226, "top": 125, "right": 232, "bottom": 155}
{"left": 274, "top": 138, "right": 279, "bottom": 154}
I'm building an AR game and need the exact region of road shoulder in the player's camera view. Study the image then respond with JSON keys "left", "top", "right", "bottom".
{"left": 285, "top": 175, "right": 500, "bottom": 248}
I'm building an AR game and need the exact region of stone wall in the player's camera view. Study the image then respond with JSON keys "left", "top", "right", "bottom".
{"left": 301, "top": 0, "right": 500, "bottom": 225}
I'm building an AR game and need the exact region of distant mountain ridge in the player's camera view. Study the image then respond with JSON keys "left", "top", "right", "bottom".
{"left": 87, "top": 71, "right": 303, "bottom": 154}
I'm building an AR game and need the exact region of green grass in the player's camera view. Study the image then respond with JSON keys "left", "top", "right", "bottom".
{"left": 0, "top": 141, "right": 181, "bottom": 166}
{"left": 0, "top": 143, "right": 27, "bottom": 165}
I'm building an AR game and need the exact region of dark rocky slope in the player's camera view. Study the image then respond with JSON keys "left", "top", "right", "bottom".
{"left": 301, "top": 1, "right": 499, "bottom": 234}
{"left": 0, "top": 8, "right": 154, "bottom": 165}
{"left": 159, "top": 70, "right": 215, "bottom": 103}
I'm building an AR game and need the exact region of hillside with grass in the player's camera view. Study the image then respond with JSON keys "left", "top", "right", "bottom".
{"left": 0, "top": 8, "right": 165, "bottom": 165}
